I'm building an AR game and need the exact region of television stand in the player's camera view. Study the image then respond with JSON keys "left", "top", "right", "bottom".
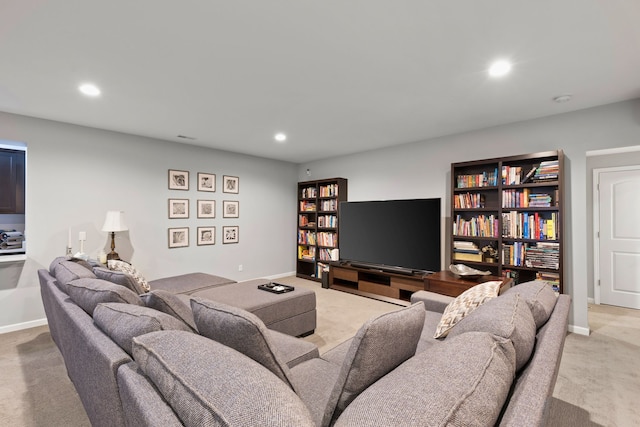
{"left": 328, "top": 263, "right": 428, "bottom": 305}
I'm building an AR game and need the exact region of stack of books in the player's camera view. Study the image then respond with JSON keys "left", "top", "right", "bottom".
{"left": 532, "top": 160, "right": 559, "bottom": 181}
{"left": 453, "top": 241, "right": 482, "bottom": 262}
{"left": 525, "top": 242, "right": 560, "bottom": 270}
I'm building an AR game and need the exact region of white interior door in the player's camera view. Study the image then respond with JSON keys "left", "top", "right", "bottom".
{"left": 596, "top": 166, "right": 640, "bottom": 309}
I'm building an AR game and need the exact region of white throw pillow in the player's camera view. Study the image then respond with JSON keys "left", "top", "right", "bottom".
{"left": 108, "top": 260, "right": 150, "bottom": 293}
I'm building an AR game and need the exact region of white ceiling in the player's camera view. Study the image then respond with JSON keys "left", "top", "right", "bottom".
{"left": 1, "top": 1, "right": 639, "bottom": 163}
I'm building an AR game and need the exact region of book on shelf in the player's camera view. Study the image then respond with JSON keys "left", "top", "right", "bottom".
{"left": 536, "top": 271, "right": 561, "bottom": 293}
{"left": 520, "top": 165, "right": 538, "bottom": 184}
{"left": 453, "top": 252, "right": 483, "bottom": 262}
{"left": 301, "top": 186, "right": 317, "bottom": 198}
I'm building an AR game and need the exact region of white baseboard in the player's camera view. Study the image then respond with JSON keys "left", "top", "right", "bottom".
{"left": 0, "top": 318, "right": 48, "bottom": 335}
{"left": 252, "top": 271, "right": 297, "bottom": 281}
{"left": 568, "top": 324, "right": 590, "bottom": 336}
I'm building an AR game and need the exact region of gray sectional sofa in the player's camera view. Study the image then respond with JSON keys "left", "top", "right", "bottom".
{"left": 38, "top": 257, "right": 570, "bottom": 426}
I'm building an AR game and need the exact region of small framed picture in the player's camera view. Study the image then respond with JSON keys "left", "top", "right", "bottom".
{"left": 168, "top": 199, "right": 189, "bottom": 219}
{"left": 222, "top": 226, "right": 239, "bottom": 244}
{"left": 222, "top": 200, "right": 239, "bottom": 218}
{"left": 197, "top": 226, "right": 216, "bottom": 246}
{"left": 197, "top": 200, "right": 216, "bottom": 218}
{"left": 168, "top": 227, "right": 189, "bottom": 248}
{"left": 197, "top": 173, "right": 216, "bottom": 192}
{"left": 223, "top": 175, "right": 239, "bottom": 194}
{"left": 169, "top": 169, "right": 189, "bottom": 190}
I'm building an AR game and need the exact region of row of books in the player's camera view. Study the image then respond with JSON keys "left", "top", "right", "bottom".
{"left": 320, "top": 199, "right": 338, "bottom": 211}
{"left": 453, "top": 214, "right": 499, "bottom": 238}
{"left": 456, "top": 169, "right": 499, "bottom": 189}
{"left": 502, "top": 165, "right": 528, "bottom": 185}
{"left": 536, "top": 271, "right": 561, "bottom": 293}
{"left": 502, "top": 189, "right": 555, "bottom": 208}
{"left": 298, "top": 230, "right": 316, "bottom": 245}
{"left": 317, "top": 232, "right": 337, "bottom": 247}
{"left": 454, "top": 193, "right": 486, "bottom": 209}
{"left": 317, "top": 215, "right": 337, "bottom": 228}
{"left": 501, "top": 211, "right": 558, "bottom": 240}
{"left": 300, "top": 186, "right": 317, "bottom": 198}
{"left": 318, "top": 248, "right": 339, "bottom": 261}
{"left": 319, "top": 184, "right": 340, "bottom": 197}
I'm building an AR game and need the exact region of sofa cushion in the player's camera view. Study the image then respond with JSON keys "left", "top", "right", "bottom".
{"left": 94, "top": 267, "right": 143, "bottom": 294}
{"left": 132, "top": 331, "right": 315, "bottom": 426}
{"left": 65, "top": 278, "right": 143, "bottom": 316}
{"left": 93, "top": 303, "right": 192, "bottom": 355}
{"left": 140, "top": 289, "right": 197, "bottom": 331}
{"left": 433, "top": 280, "right": 501, "bottom": 338}
{"left": 107, "top": 260, "right": 150, "bottom": 292}
{"left": 53, "top": 260, "right": 96, "bottom": 288}
{"left": 190, "top": 297, "right": 295, "bottom": 389}
{"left": 323, "top": 302, "right": 426, "bottom": 425}
{"left": 504, "top": 280, "right": 558, "bottom": 328}
{"left": 334, "top": 332, "right": 516, "bottom": 427}
{"left": 448, "top": 292, "right": 536, "bottom": 371}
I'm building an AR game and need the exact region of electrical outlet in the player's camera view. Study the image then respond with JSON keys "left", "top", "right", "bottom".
{"left": 238, "top": 264, "right": 243, "bottom": 272}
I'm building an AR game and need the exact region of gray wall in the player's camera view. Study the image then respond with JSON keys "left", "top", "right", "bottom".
{"left": 299, "top": 99, "right": 640, "bottom": 334}
{"left": 0, "top": 111, "right": 298, "bottom": 331}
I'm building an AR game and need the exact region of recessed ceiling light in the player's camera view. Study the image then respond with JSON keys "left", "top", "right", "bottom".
{"left": 488, "top": 60, "right": 512, "bottom": 78}
{"left": 78, "top": 83, "right": 101, "bottom": 97}
{"left": 274, "top": 133, "right": 287, "bottom": 142}
{"left": 553, "top": 94, "right": 572, "bottom": 103}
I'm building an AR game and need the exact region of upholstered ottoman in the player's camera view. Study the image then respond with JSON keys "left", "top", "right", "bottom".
{"left": 149, "top": 272, "right": 236, "bottom": 295}
{"left": 191, "top": 279, "right": 316, "bottom": 337}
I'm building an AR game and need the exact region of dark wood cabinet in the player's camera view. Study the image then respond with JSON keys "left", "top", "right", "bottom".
{"left": 296, "top": 178, "right": 347, "bottom": 282}
{"left": 0, "top": 149, "right": 25, "bottom": 214}
{"left": 451, "top": 150, "right": 564, "bottom": 293}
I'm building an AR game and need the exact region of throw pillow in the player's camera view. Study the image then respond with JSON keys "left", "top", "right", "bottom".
{"left": 53, "top": 260, "right": 96, "bottom": 288}
{"left": 447, "top": 292, "right": 537, "bottom": 371}
{"left": 433, "top": 280, "right": 501, "bottom": 339}
{"left": 93, "top": 303, "right": 192, "bottom": 355}
{"left": 324, "top": 302, "right": 426, "bottom": 425}
{"left": 190, "top": 297, "right": 295, "bottom": 389}
{"left": 131, "top": 331, "right": 315, "bottom": 426}
{"left": 503, "top": 280, "right": 558, "bottom": 328}
{"left": 94, "top": 267, "right": 142, "bottom": 294}
{"left": 333, "top": 332, "right": 516, "bottom": 427}
{"left": 108, "top": 260, "right": 150, "bottom": 293}
{"left": 65, "top": 278, "right": 143, "bottom": 315}
{"left": 140, "top": 290, "right": 197, "bottom": 331}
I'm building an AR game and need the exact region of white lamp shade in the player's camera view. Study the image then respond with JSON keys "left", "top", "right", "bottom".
{"left": 102, "top": 211, "right": 128, "bottom": 232}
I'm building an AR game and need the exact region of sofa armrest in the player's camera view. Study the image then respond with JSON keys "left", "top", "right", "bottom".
{"left": 410, "top": 291, "right": 454, "bottom": 313}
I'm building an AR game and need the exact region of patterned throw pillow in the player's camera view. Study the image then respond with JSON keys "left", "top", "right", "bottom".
{"left": 433, "top": 281, "right": 501, "bottom": 339}
{"left": 108, "top": 260, "right": 150, "bottom": 292}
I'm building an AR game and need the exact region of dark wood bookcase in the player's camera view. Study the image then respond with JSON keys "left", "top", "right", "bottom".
{"left": 296, "top": 178, "right": 347, "bottom": 282}
{"left": 451, "top": 150, "right": 564, "bottom": 293}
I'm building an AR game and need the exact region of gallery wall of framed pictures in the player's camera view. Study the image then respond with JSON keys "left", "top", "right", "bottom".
{"left": 167, "top": 169, "right": 240, "bottom": 248}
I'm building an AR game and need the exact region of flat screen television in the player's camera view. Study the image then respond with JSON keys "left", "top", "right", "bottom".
{"left": 338, "top": 198, "right": 441, "bottom": 274}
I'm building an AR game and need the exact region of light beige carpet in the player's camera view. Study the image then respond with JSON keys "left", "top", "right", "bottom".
{"left": 1, "top": 276, "right": 639, "bottom": 426}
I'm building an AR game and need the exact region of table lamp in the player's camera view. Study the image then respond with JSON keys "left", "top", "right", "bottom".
{"left": 101, "top": 210, "right": 128, "bottom": 261}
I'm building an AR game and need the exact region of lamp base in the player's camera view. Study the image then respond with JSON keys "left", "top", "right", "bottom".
{"left": 106, "top": 251, "right": 120, "bottom": 261}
